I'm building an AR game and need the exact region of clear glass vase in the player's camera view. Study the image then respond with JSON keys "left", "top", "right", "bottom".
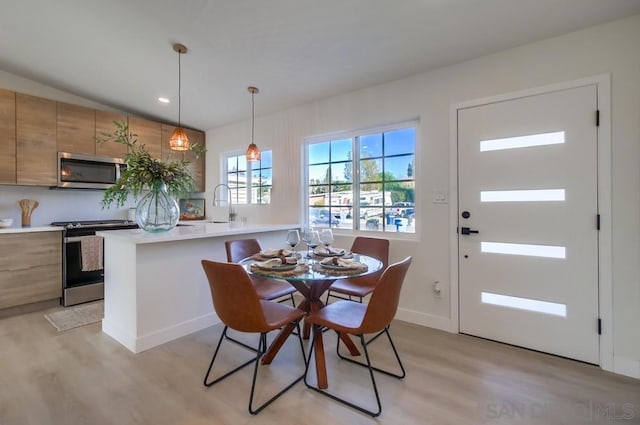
{"left": 135, "top": 182, "right": 179, "bottom": 232}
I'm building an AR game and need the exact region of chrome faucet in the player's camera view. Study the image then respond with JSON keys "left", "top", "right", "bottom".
{"left": 212, "top": 183, "right": 234, "bottom": 222}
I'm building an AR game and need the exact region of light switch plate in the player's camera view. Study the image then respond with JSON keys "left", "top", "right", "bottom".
{"left": 432, "top": 190, "right": 448, "bottom": 204}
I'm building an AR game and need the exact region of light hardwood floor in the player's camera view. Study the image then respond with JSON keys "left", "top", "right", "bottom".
{"left": 1, "top": 305, "right": 639, "bottom": 425}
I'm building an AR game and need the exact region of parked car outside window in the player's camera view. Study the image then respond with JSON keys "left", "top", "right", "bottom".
{"left": 360, "top": 202, "right": 384, "bottom": 219}
{"left": 392, "top": 202, "right": 414, "bottom": 218}
{"left": 311, "top": 209, "right": 340, "bottom": 226}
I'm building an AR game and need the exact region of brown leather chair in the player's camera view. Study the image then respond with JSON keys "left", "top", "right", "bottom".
{"left": 201, "top": 260, "right": 306, "bottom": 415}
{"left": 304, "top": 256, "right": 412, "bottom": 417}
{"left": 225, "top": 238, "right": 297, "bottom": 306}
{"left": 325, "top": 236, "right": 390, "bottom": 304}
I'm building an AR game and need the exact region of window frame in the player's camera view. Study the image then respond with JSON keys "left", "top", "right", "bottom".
{"left": 222, "top": 150, "right": 273, "bottom": 205}
{"left": 303, "top": 120, "right": 418, "bottom": 237}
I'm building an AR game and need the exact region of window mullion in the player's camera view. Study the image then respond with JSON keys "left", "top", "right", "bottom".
{"left": 353, "top": 136, "right": 360, "bottom": 230}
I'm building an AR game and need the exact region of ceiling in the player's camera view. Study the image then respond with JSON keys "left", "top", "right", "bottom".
{"left": 1, "top": 0, "right": 640, "bottom": 131}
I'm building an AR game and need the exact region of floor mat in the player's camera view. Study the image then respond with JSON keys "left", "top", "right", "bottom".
{"left": 44, "top": 301, "right": 103, "bottom": 331}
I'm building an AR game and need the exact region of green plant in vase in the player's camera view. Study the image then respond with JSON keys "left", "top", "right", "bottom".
{"left": 97, "top": 121, "right": 206, "bottom": 232}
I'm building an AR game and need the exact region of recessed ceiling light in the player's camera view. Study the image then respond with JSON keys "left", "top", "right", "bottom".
{"left": 158, "top": 97, "right": 170, "bottom": 103}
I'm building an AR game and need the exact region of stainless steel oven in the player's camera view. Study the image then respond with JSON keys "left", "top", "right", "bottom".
{"left": 51, "top": 220, "right": 138, "bottom": 306}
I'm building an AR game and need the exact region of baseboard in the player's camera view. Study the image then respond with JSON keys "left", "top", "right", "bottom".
{"left": 135, "top": 313, "right": 220, "bottom": 353}
{"left": 613, "top": 356, "right": 640, "bottom": 379}
{"left": 0, "top": 298, "right": 60, "bottom": 319}
{"left": 103, "top": 313, "right": 220, "bottom": 354}
{"left": 395, "top": 307, "right": 451, "bottom": 332}
{"left": 102, "top": 318, "right": 138, "bottom": 353}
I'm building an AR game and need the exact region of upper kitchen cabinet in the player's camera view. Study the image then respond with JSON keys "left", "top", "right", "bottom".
{"left": 16, "top": 94, "right": 57, "bottom": 186}
{"left": 0, "top": 89, "right": 16, "bottom": 184}
{"left": 161, "top": 124, "right": 206, "bottom": 192}
{"left": 56, "top": 102, "right": 96, "bottom": 155}
{"left": 160, "top": 123, "right": 176, "bottom": 160}
{"left": 184, "top": 128, "right": 206, "bottom": 192}
{"left": 128, "top": 116, "right": 162, "bottom": 160}
{"left": 95, "top": 110, "right": 128, "bottom": 158}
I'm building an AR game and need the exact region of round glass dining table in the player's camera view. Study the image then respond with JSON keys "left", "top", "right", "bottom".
{"left": 240, "top": 253, "right": 383, "bottom": 389}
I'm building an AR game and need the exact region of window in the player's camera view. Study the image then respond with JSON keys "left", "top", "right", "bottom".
{"left": 224, "top": 150, "right": 272, "bottom": 204}
{"left": 305, "top": 123, "right": 416, "bottom": 233}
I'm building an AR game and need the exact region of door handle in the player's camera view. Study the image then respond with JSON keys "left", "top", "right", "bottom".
{"left": 460, "top": 227, "right": 479, "bottom": 235}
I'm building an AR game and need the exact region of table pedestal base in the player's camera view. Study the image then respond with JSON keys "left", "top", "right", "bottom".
{"left": 261, "top": 279, "right": 361, "bottom": 389}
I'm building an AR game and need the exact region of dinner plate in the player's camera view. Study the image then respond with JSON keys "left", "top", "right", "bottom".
{"left": 260, "top": 251, "right": 294, "bottom": 258}
{"left": 256, "top": 263, "right": 297, "bottom": 271}
{"left": 320, "top": 263, "right": 360, "bottom": 271}
{"left": 314, "top": 250, "right": 346, "bottom": 257}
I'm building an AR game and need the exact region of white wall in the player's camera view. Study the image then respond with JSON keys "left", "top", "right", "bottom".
{"left": 205, "top": 14, "right": 640, "bottom": 375}
{"left": 0, "top": 70, "right": 137, "bottom": 225}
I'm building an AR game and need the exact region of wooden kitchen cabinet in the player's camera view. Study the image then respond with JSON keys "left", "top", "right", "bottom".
{"left": 16, "top": 94, "right": 57, "bottom": 186}
{"left": 128, "top": 116, "right": 162, "bottom": 160}
{"left": 57, "top": 102, "right": 96, "bottom": 155}
{"left": 161, "top": 124, "right": 206, "bottom": 192}
{"left": 0, "top": 88, "right": 16, "bottom": 184}
{"left": 1, "top": 87, "right": 206, "bottom": 187}
{"left": 184, "top": 128, "right": 206, "bottom": 192}
{"left": 0, "top": 231, "right": 62, "bottom": 310}
{"left": 96, "top": 110, "right": 128, "bottom": 158}
{"left": 160, "top": 123, "right": 176, "bottom": 161}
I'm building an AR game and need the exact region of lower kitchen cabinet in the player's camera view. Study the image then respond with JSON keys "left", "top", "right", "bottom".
{"left": 0, "top": 231, "right": 62, "bottom": 309}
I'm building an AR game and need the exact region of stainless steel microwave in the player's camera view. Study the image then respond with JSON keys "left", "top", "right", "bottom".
{"left": 57, "top": 152, "right": 124, "bottom": 189}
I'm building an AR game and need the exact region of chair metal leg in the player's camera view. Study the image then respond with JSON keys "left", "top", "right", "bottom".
{"left": 304, "top": 330, "right": 382, "bottom": 417}
{"left": 325, "top": 290, "right": 363, "bottom": 305}
{"left": 225, "top": 325, "right": 295, "bottom": 350}
{"left": 203, "top": 324, "right": 306, "bottom": 415}
{"left": 248, "top": 325, "right": 307, "bottom": 415}
{"left": 276, "top": 294, "right": 296, "bottom": 307}
{"left": 224, "top": 332, "right": 260, "bottom": 352}
{"left": 336, "top": 327, "right": 406, "bottom": 379}
{"left": 364, "top": 324, "right": 388, "bottom": 346}
{"left": 204, "top": 326, "right": 258, "bottom": 387}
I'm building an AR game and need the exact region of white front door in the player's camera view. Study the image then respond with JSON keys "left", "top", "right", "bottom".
{"left": 458, "top": 85, "right": 600, "bottom": 364}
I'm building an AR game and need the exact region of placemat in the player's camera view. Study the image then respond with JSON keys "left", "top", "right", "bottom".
{"left": 312, "top": 263, "right": 368, "bottom": 276}
{"left": 250, "top": 263, "right": 309, "bottom": 277}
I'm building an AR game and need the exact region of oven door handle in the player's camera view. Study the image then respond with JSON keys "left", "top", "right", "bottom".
{"left": 64, "top": 236, "right": 103, "bottom": 243}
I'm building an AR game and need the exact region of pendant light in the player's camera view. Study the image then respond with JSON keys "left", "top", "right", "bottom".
{"left": 246, "top": 86, "right": 261, "bottom": 162}
{"left": 169, "top": 43, "right": 190, "bottom": 151}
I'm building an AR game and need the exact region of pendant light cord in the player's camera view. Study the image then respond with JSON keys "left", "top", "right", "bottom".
{"left": 178, "top": 51, "right": 182, "bottom": 126}
{"left": 251, "top": 90, "right": 255, "bottom": 144}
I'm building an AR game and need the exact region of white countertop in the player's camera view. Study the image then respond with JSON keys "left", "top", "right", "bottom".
{"left": 97, "top": 223, "right": 300, "bottom": 244}
{"left": 0, "top": 225, "right": 64, "bottom": 234}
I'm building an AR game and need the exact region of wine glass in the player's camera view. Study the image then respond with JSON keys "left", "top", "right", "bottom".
{"left": 286, "top": 229, "right": 300, "bottom": 255}
{"left": 301, "top": 227, "right": 313, "bottom": 255}
{"left": 306, "top": 230, "right": 321, "bottom": 257}
{"left": 319, "top": 229, "right": 334, "bottom": 253}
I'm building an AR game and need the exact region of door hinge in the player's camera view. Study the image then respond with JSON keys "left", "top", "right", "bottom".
{"left": 598, "top": 318, "right": 602, "bottom": 335}
{"left": 596, "top": 109, "right": 600, "bottom": 127}
{"left": 597, "top": 214, "right": 601, "bottom": 230}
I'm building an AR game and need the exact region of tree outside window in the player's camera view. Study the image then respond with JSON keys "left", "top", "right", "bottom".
{"left": 306, "top": 125, "right": 416, "bottom": 233}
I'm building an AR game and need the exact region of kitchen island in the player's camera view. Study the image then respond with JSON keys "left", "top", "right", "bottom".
{"left": 97, "top": 223, "right": 298, "bottom": 353}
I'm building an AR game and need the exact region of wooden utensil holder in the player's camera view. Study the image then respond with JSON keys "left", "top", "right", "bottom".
{"left": 21, "top": 212, "right": 32, "bottom": 227}
{"left": 17, "top": 199, "right": 39, "bottom": 228}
